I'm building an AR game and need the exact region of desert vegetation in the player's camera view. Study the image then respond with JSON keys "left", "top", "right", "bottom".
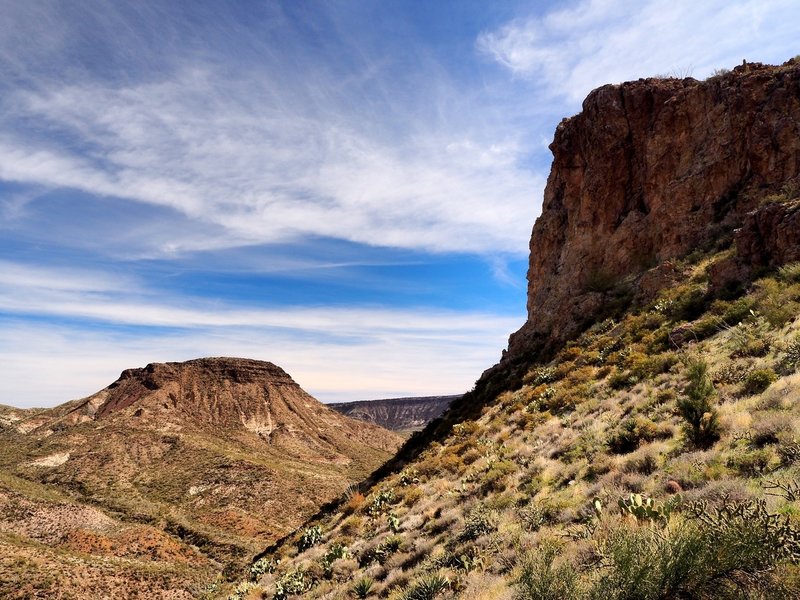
{"left": 229, "top": 251, "right": 800, "bottom": 599}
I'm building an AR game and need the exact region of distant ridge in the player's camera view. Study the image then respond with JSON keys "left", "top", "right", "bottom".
{"left": 329, "top": 394, "right": 459, "bottom": 433}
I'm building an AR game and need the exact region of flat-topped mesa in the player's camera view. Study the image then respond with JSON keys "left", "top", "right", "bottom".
{"left": 505, "top": 59, "right": 800, "bottom": 364}
{"left": 94, "top": 357, "right": 300, "bottom": 422}
{"left": 114, "top": 357, "right": 294, "bottom": 389}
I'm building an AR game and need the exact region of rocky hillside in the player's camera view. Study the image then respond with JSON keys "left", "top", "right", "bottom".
{"left": 0, "top": 358, "right": 402, "bottom": 599}
{"left": 231, "top": 58, "right": 800, "bottom": 600}
{"left": 329, "top": 396, "right": 459, "bottom": 434}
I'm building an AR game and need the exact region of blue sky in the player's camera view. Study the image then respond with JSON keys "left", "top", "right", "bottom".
{"left": 1, "top": 0, "right": 798, "bottom": 407}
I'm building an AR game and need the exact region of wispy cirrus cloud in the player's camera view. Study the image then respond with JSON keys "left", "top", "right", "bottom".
{"left": 0, "top": 2, "right": 543, "bottom": 258}
{"left": 478, "top": 0, "right": 800, "bottom": 102}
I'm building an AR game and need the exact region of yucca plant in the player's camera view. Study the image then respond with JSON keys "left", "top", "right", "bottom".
{"left": 351, "top": 576, "right": 374, "bottom": 599}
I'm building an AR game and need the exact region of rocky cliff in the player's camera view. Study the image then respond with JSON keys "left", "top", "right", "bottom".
{"left": 505, "top": 58, "right": 800, "bottom": 365}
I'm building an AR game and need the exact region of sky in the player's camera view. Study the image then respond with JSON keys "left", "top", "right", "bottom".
{"left": 1, "top": 0, "right": 798, "bottom": 407}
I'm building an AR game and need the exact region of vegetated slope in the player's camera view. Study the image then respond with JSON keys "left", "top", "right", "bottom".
{"left": 329, "top": 396, "right": 460, "bottom": 434}
{"left": 0, "top": 358, "right": 402, "bottom": 599}
{"left": 232, "top": 59, "right": 800, "bottom": 600}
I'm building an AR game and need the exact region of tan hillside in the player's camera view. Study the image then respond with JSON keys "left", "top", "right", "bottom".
{"left": 0, "top": 358, "right": 402, "bottom": 599}
{"left": 233, "top": 59, "right": 800, "bottom": 600}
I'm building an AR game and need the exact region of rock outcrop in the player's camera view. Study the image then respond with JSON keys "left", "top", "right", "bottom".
{"left": 505, "top": 59, "right": 800, "bottom": 364}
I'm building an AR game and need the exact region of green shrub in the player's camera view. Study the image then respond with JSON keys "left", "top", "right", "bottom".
{"left": 677, "top": 360, "right": 720, "bottom": 448}
{"left": 608, "top": 369, "right": 638, "bottom": 390}
{"left": 779, "top": 262, "right": 800, "bottom": 284}
{"left": 727, "top": 448, "right": 775, "bottom": 477}
{"left": 779, "top": 337, "right": 800, "bottom": 375}
{"left": 608, "top": 418, "right": 659, "bottom": 454}
{"left": 743, "top": 368, "right": 778, "bottom": 395}
{"left": 515, "top": 542, "right": 581, "bottom": 600}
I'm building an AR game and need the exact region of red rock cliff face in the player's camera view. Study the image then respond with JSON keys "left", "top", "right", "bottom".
{"left": 506, "top": 59, "right": 800, "bottom": 362}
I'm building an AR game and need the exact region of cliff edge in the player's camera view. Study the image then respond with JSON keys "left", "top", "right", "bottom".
{"left": 506, "top": 59, "right": 800, "bottom": 366}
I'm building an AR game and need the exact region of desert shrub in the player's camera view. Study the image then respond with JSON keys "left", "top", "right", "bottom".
{"left": 344, "top": 491, "right": 366, "bottom": 515}
{"left": 710, "top": 297, "right": 755, "bottom": 326}
{"left": 623, "top": 449, "right": 659, "bottom": 475}
{"left": 481, "top": 459, "right": 517, "bottom": 492}
{"left": 515, "top": 542, "right": 581, "bottom": 600}
{"left": 627, "top": 351, "right": 680, "bottom": 381}
{"left": 779, "top": 337, "right": 800, "bottom": 375}
{"left": 729, "top": 316, "right": 772, "bottom": 357}
{"left": 351, "top": 576, "right": 374, "bottom": 599}
{"left": 666, "top": 285, "right": 709, "bottom": 322}
{"left": 402, "top": 486, "right": 424, "bottom": 507}
{"left": 517, "top": 503, "right": 546, "bottom": 532}
{"left": 677, "top": 360, "right": 720, "bottom": 447}
{"left": 779, "top": 262, "right": 800, "bottom": 284}
{"left": 608, "top": 418, "right": 660, "bottom": 454}
{"left": 585, "top": 497, "right": 800, "bottom": 600}
{"left": 341, "top": 515, "right": 363, "bottom": 536}
{"left": 608, "top": 369, "right": 638, "bottom": 391}
{"left": 358, "top": 536, "right": 404, "bottom": 567}
{"left": 228, "top": 581, "right": 256, "bottom": 600}
{"left": 712, "top": 362, "right": 750, "bottom": 385}
{"left": 298, "top": 525, "right": 323, "bottom": 551}
{"left": 451, "top": 421, "right": 480, "bottom": 439}
{"left": 727, "top": 447, "right": 776, "bottom": 477}
{"left": 752, "top": 413, "right": 793, "bottom": 447}
{"left": 743, "top": 368, "right": 778, "bottom": 395}
{"left": 400, "top": 571, "right": 450, "bottom": 600}
{"left": 460, "top": 504, "right": 497, "bottom": 541}
{"left": 754, "top": 278, "right": 800, "bottom": 327}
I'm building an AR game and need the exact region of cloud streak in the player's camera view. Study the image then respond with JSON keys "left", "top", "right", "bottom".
{"left": 0, "top": 260, "right": 520, "bottom": 407}
{"left": 478, "top": 0, "right": 800, "bottom": 102}
{"left": 0, "top": 2, "right": 544, "bottom": 258}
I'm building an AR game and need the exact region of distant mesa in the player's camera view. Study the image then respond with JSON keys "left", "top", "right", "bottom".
{"left": 329, "top": 394, "right": 460, "bottom": 434}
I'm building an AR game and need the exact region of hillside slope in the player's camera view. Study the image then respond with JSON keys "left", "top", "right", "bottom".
{"left": 233, "top": 59, "right": 800, "bottom": 600}
{"left": 0, "top": 358, "right": 402, "bottom": 599}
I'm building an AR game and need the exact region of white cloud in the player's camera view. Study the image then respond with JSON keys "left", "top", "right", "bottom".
{"left": 478, "top": 0, "right": 800, "bottom": 102}
{"left": 0, "top": 40, "right": 544, "bottom": 257}
{"left": 0, "top": 260, "right": 521, "bottom": 407}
